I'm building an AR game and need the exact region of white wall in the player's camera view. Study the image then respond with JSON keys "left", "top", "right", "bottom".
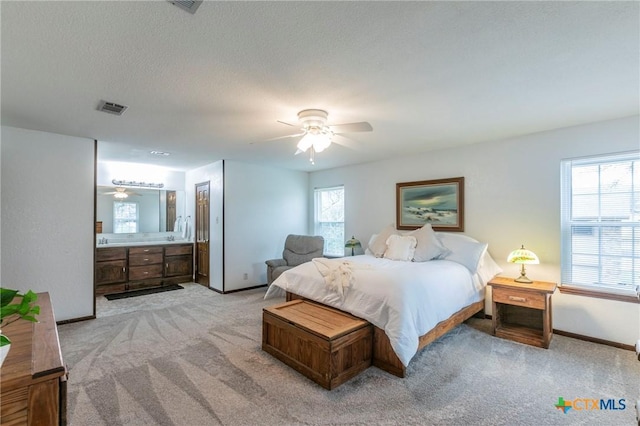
{"left": 0, "top": 132, "right": 2, "bottom": 280}
{"left": 224, "top": 160, "right": 308, "bottom": 291}
{"left": 185, "top": 160, "right": 308, "bottom": 292}
{"left": 309, "top": 116, "right": 640, "bottom": 346}
{"left": 1, "top": 126, "right": 95, "bottom": 321}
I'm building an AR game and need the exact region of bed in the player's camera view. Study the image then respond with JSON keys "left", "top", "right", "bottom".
{"left": 264, "top": 228, "right": 502, "bottom": 377}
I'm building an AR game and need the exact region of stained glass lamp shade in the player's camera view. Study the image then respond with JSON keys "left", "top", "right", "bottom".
{"left": 507, "top": 245, "right": 539, "bottom": 283}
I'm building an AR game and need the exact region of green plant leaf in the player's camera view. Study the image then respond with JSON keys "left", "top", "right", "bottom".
{"left": 21, "top": 315, "right": 38, "bottom": 323}
{"left": 1, "top": 305, "right": 19, "bottom": 318}
{"left": 0, "top": 334, "right": 10, "bottom": 346}
{"left": 0, "top": 289, "right": 18, "bottom": 308}
{"left": 0, "top": 289, "right": 40, "bottom": 326}
{"left": 22, "top": 290, "right": 37, "bottom": 304}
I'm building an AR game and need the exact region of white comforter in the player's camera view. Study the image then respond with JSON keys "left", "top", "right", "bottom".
{"left": 264, "top": 254, "right": 485, "bottom": 367}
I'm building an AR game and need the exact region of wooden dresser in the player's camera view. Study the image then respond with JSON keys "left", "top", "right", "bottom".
{"left": 1, "top": 292, "right": 67, "bottom": 426}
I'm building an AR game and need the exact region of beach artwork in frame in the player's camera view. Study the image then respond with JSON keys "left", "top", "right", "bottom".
{"left": 396, "top": 177, "right": 464, "bottom": 231}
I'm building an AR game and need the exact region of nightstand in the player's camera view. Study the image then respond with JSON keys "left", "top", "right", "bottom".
{"left": 487, "top": 277, "right": 557, "bottom": 348}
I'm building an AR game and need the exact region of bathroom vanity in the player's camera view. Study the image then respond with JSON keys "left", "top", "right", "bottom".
{"left": 96, "top": 242, "right": 193, "bottom": 295}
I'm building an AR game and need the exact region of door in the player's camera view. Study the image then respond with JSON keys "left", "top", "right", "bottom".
{"left": 195, "top": 181, "right": 210, "bottom": 287}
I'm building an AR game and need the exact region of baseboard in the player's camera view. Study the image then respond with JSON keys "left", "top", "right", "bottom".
{"left": 208, "top": 284, "right": 268, "bottom": 294}
{"left": 57, "top": 315, "right": 96, "bottom": 325}
{"left": 480, "top": 314, "right": 634, "bottom": 352}
{"left": 553, "top": 329, "right": 635, "bottom": 352}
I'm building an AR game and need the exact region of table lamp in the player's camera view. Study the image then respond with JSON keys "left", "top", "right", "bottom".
{"left": 507, "top": 245, "right": 539, "bottom": 283}
{"left": 345, "top": 236, "right": 362, "bottom": 256}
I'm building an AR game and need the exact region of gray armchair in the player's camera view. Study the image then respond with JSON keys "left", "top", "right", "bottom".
{"left": 265, "top": 234, "right": 324, "bottom": 286}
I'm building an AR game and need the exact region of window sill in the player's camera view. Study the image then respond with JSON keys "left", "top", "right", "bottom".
{"left": 559, "top": 285, "right": 639, "bottom": 304}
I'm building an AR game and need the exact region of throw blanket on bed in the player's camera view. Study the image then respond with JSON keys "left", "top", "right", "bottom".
{"left": 311, "top": 258, "right": 371, "bottom": 297}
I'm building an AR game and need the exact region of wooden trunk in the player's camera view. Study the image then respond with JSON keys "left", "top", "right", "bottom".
{"left": 262, "top": 300, "right": 372, "bottom": 390}
{"left": 286, "top": 291, "right": 484, "bottom": 378}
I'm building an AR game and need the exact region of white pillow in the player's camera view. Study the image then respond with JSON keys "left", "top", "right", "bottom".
{"left": 437, "top": 232, "right": 488, "bottom": 274}
{"left": 369, "top": 224, "right": 398, "bottom": 258}
{"left": 383, "top": 234, "right": 417, "bottom": 261}
{"left": 407, "top": 224, "right": 449, "bottom": 262}
{"left": 477, "top": 251, "right": 503, "bottom": 283}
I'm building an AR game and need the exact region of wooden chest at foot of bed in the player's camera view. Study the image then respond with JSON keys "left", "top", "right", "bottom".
{"left": 262, "top": 300, "right": 373, "bottom": 390}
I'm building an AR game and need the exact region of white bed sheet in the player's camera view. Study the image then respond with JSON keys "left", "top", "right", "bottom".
{"left": 264, "top": 254, "right": 485, "bottom": 367}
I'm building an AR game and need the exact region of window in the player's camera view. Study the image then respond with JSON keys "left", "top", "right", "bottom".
{"left": 113, "top": 202, "right": 139, "bottom": 233}
{"left": 314, "top": 186, "right": 345, "bottom": 256}
{"left": 560, "top": 151, "right": 640, "bottom": 299}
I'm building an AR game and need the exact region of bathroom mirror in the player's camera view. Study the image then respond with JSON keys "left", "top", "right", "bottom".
{"left": 96, "top": 186, "right": 186, "bottom": 234}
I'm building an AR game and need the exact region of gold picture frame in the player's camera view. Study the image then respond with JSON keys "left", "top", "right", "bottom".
{"left": 396, "top": 177, "right": 464, "bottom": 231}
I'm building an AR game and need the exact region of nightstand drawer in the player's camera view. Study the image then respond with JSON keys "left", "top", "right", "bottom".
{"left": 493, "top": 287, "right": 545, "bottom": 309}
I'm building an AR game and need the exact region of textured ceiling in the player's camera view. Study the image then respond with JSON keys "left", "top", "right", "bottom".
{"left": 2, "top": 1, "right": 638, "bottom": 172}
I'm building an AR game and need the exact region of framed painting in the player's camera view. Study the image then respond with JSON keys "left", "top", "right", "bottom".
{"left": 396, "top": 177, "right": 464, "bottom": 231}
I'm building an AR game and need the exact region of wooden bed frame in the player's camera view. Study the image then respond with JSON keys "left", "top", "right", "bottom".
{"left": 286, "top": 291, "right": 484, "bottom": 378}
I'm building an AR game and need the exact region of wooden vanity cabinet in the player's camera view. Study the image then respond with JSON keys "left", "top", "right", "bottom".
{"left": 128, "top": 246, "right": 164, "bottom": 286}
{"left": 165, "top": 245, "right": 193, "bottom": 278}
{"left": 96, "top": 243, "right": 194, "bottom": 295}
{"left": 95, "top": 247, "right": 127, "bottom": 294}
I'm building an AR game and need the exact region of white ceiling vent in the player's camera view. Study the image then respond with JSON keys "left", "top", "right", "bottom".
{"left": 168, "top": 0, "right": 202, "bottom": 14}
{"left": 97, "top": 100, "right": 128, "bottom": 116}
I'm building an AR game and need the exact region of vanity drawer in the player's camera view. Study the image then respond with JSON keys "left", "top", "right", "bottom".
{"left": 129, "top": 246, "right": 163, "bottom": 256}
{"left": 129, "top": 253, "right": 163, "bottom": 266}
{"left": 165, "top": 245, "right": 193, "bottom": 256}
{"left": 129, "top": 264, "right": 163, "bottom": 281}
{"left": 96, "top": 247, "right": 127, "bottom": 261}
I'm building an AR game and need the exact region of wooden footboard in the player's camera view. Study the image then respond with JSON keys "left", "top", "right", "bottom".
{"left": 285, "top": 291, "right": 484, "bottom": 378}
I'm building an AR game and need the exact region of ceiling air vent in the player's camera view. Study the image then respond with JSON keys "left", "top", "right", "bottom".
{"left": 97, "top": 100, "right": 128, "bottom": 116}
{"left": 168, "top": 0, "right": 202, "bottom": 14}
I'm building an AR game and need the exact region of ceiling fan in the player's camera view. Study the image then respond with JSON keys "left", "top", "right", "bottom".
{"left": 270, "top": 109, "right": 373, "bottom": 164}
{"left": 102, "top": 187, "right": 141, "bottom": 199}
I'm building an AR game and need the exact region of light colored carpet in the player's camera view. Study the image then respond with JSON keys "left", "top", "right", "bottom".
{"left": 58, "top": 283, "right": 639, "bottom": 425}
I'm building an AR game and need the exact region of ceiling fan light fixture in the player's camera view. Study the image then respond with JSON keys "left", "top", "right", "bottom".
{"left": 297, "top": 129, "right": 332, "bottom": 153}
{"left": 312, "top": 134, "right": 332, "bottom": 153}
{"left": 297, "top": 134, "right": 314, "bottom": 152}
{"left": 112, "top": 187, "right": 129, "bottom": 199}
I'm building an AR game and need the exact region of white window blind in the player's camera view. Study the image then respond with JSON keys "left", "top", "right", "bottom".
{"left": 560, "top": 151, "right": 640, "bottom": 296}
{"left": 314, "top": 186, "right": 345, "bottom": 257}
{"left": 113, "top": 202, "right": 139, "bottom": 233}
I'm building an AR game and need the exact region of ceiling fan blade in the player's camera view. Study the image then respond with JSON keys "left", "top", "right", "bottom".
{"left": 263, "top": 132, "right": 305, "bottom": 142}
{"left": 294, "top": 148, "right": 305, "bottom": 155}
{"left": 250, "top": 131, "right": 305, "bottom": 144}
{"left": 331, "top": 134, "right": 363, "bottom": 151}
{"left": 277, "top": 120, "right": 298, "bottom": 127}
{"left": 328, "top": 121, "right": 372, "bottom": 133}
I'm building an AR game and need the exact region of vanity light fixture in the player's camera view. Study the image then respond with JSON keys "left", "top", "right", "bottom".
{"left": 112, "top": 179, "right": 164, "bottom": 189}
